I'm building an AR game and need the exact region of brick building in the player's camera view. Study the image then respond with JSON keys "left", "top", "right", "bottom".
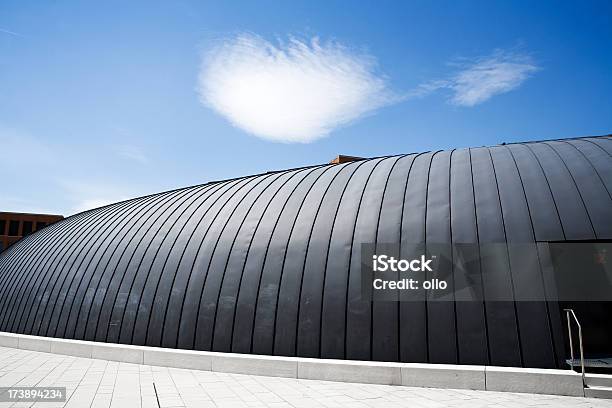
{"left": 0, "top": 212, "right": 64, "bottom": 252}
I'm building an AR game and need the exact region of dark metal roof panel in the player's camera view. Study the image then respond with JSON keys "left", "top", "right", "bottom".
{"left": 0, "top": 136, "right": 610, "bottom": 369}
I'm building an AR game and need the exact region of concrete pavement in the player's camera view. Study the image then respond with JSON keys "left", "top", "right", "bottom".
{"left": 0, "top": 346, "right": 610, "bottom": 407}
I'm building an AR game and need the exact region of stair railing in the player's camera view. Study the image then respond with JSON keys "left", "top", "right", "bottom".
{"left": 564, "top": 308, "right": 585, "bottom": 387}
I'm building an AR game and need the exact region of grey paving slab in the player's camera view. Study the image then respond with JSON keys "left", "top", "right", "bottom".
{"left": 0, "top": 346, "right": 610, "bottom": 407}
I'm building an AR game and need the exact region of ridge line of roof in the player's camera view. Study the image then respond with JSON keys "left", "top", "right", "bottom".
{"left": 64, "top": 133, "right": 610, "bottom": 219}
{"left": 501, "top": 133, "right": 611, "bottom": 146}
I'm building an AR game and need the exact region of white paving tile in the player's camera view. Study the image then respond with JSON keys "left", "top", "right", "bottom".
{"left": 0, "top": 346, "right": 610, "bottom": 407}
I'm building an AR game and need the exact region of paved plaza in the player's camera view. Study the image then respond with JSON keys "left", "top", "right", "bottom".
{"left": 0, "top": 346, "right": 610, "bottom": 408}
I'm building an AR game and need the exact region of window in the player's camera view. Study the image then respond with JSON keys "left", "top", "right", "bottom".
{"left": 36, "top": 221, "right": 47, "bottom": 230}
{"left": 8, "top": 220, "right": 19, "bottom": 236}
{"left": 22, "top": 221, "right": 33, "bottom": 236}
{"left": 0, "top": 220, "right": 5, "bottom": 235}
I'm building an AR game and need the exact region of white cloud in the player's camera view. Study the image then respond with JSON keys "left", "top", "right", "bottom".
{"left": 198, "top": 34, "right": 397, "bottom": 143}
{"left": 415, "top": 49, "right": 539, "bottom": 107}
{"left": 450, "top": 51, "right": 539, "bottom": 106}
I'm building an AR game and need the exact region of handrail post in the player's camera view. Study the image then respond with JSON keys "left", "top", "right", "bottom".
{"left": 565, "top": 310, "right": 574, "bottom": 370}
{"left": 564, "top": 308, "right": 586, "bottom": 387}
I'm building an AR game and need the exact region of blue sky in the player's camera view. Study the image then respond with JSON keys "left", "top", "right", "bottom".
{"left": 1, "top": 1, "right": 611, "bottom": 215}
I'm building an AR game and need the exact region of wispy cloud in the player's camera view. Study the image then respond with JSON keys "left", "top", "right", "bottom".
{"left": 0, "top": 125, "right": 144, "bottom": 216}
{"left": 198, "top": 33, "right": 397, "bottom": 143}
{"left": 0, "top": 28, "right": 24, "bottom": 37}
{"left": 414, "top": 49, "right": 540, "bottom": 106}
{"left": 115, "top": 145, "right": 149, "bottom": 164}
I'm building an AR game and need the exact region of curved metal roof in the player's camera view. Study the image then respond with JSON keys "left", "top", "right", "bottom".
{"left": 0, "top": 135, "right": 610, "bottom": 368}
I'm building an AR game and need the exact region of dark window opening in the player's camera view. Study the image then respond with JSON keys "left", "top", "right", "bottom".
{"left": 22, "top": 221, "right": 33, "bottom": 236}
{"left": 548, "top": 240, "right": 612, "bottom": 359}
{"left": 8, "top": 220, "right": 19, "bottom": 236}
{"left": 36, "top": 221, "right": 47, "bottom": 230}
{"left": 0, "top": 220, "right": 5, "bottom": 235}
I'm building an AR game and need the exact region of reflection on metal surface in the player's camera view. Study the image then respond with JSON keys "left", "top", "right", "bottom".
{"left": 0, "top": 135, "right": 610, "bottom": 369}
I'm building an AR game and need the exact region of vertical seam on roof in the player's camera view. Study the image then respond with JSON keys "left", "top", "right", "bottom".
{"left": 423, "top": 150, "right": 441, "bottom": 363}
{"left": 47, "top": 192, "right": 164, "bottom": 339}
{"left": 1, "top": 210, "right": 96, "bottom": 332}
{"left": 370, "top": 155, "right": 405, "bottom": 360}
{"left": 468, "top": 148, "right": 491, "bottom": 365}
{"left": 540, "top": 142, "right": 597, "bottom": 238}
{"left": 519, "top": 143, "right": 567, "bottom": 240}
{"left": 26, "top": 200, "right": 135, "bottom": 335}
{"left": 226, "top": 167, "right": 312, "bottom": 352}
{"left": 69, "top": 190, "right": 192, "bottom": 341}
{"left": 397, "top": 152, "right": 425, "bottom": 362}
{"left": 503, "top": 144, "right": 557, "bottom": 368}
{"left": 112, "top": 186, "right": 207, "bottom": 345}
{"left": 140, "top": 183, "right": 228, "bottom": 346}
{"left": 0, "top": 209, "right": 78, "bottom": 312}
{"left": 131, "top": 185, "right": 214, "bottom": 345}
{"left": 154, "top": 179, "right": 249, "bottom": 348}
{"left": 582, "top": 138, "right": 612, "bottom": 158}
{"left": 120, "top": 185, "right": 214, "bottom": 344}
{"left": 583, "top": 137, "right": 612, "bottom": 156}
{"left": 19, "top": 200, "right": 134, "bottom": 336}
{"left": 561, "top": 140, "right": 612, "bottom": 201}
{"left": 248, "top": 166, "right": 324, "bottom": 353}
{"left": 487, "top": 146, "right": 524, "bottom": 367}
{"left": 85, "top": 188, "right": 192, "bottom": 342}
{"left": 293, "top": 163, "right": 352, "bottom": 357}
{"left": 37, "top": 197, "right": 147, "bottom": 337}
{"left": 50, "top": 192, "right": 166, "bottom": 338}
{"left": 173, "top": 177, "right": 252, "bottom": 349}
{"left": 318, "top": 159, "right": 371, "bottom": 358}
{"left": 342, "top": 157, "right": 387, "bottom": 359}
{"left": 168, "top": 178, "right": 249, "bottom": 348}
{"left": 210, "top": 169, "right": 302, "bottom": 351}
{"left": 193, "top": 173, "right": 277, "bottom": 350}
{"left": 271, "top": 165, "right": 336, "bottom": 356}
{"left": 0, "top": 211, "right": 91, "bottom": 330}
{"left": 448, "top": 149, "right": 459, "bottom": 365}
{"left": 87, "top": 189, "right": 196, "bottom": 341}
{"left": 0, "top": 211, "right": 91, "bottom": 331}
{"left": 257, "top": 166, "right": 329, "bottom": 354}
{"left": 160, "top": 177, "right": 251, "bottom": 348}
{"left": 95, "top": 188, "right": 196, "bottom": 343}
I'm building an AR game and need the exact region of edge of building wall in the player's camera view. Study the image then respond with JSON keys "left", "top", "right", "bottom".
{"left": 0, "top": 331, "right": 584, "bottom": 397}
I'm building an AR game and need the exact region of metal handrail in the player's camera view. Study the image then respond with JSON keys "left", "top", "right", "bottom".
{"left": 564, "top": 308, "right": 585, "bottom": 387}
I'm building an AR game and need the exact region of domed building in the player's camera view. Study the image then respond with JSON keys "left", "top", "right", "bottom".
{"left": 0, "top": 135, "right": 610, "bottom": 369}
